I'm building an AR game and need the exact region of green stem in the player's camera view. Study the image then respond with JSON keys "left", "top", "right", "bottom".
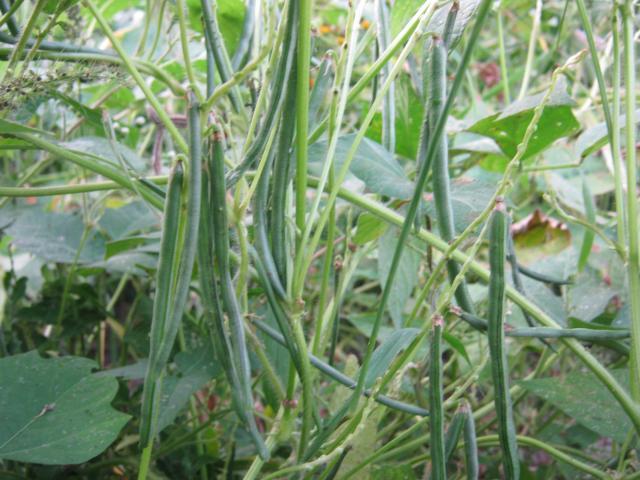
{"left": 517, "top": 0, "right": 541, "bottom": 99}
{"left": 621, "top": 0, "right": 640, "bottom": 401}
{"left": 612, "top": 8, "right": 626, "bottom": 245}
{"left": 295, "top": 0, "right": 312, "bottom": 253}
{"left": 496, "top": 8, "right": 511, "bottom": 104}
{"left": 175, "top": 0, "right": 202, "bottom": 101}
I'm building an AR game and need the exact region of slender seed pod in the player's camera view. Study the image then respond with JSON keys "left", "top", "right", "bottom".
{"left": 270, "top": 61, "right": 297, "bottom": 282}
{"left": 515, "top": 263, "right": 572, "bottom": 285}
{"left": 487, "top": 198, "right": 520, "bottom": 479}
{"left": 429, "top": 314, "right": 446, "bottom": 480}
{"left": 461, "top": 401, "right": 479, "bottom": 480}
{"left": 442, "top": 0, "right": 459, "bottom": 49}
{"left": 197, "top": 134, "right": 247, "bottom": 447}
{"left": 444, "top": 407, "right": 465, "bottom": 462}
{"left": 578, "top": 180, "right": 596, "bottom": 272}
{"left": 231, "top": 0, "right": 256, "bottom": 70}
{"left": 255, "top": 145, "right": 287, "bottom": 298}
{"left": 429, "top": 35, "right": 476, "bottom": 315}
{"left": 225, "top": 0, "right": 299, "bottom": 188}
{"left": 209, "top": 128, "right": 269, "bottom": 460}
{"left": 203, "top": 26, "right": 217, "bottom": 98}
{"left": 200, "top": 0, "right": 244, "bottom": 113}
{"left": 139, "top": 160, "right": 184, "bottom": 448}
{"left": 253, "top": 319, "right": 429, "bottom": 416}
{"left": 451, "top": 307, "right": 630, "bottom": 342}
{"left": 507, "top": 327, "right": 629, "bottom": 340}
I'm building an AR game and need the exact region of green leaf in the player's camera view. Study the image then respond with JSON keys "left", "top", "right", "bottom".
{"left": 98, "top": 347, "right": 220, "bottom": 434}
{"left": 61, "top": 136, "right": 146, "bottom": 172}
{"left": 519, "top": 369, "right": 631, "bottom": 443}
{"left": 378, "top": 227, "right": 420, "bottom": 328}
{"left": 0, "top": 351, "right": 130, "bottom": 464}
{"left": 309, "top": 135, "right": 414, "bottom": 199}
{"left": 157, "top": 347, "right": 221, "bottom": 432}
{"left": 49, "top": 92, "right": 105, "bottom": 135}
{"left": 468, "top": 79, "right": 579, "bottom": 160}
{"left": 372, "top": 464, "right": 418, "bottom": 480}
{"left": 575, "top": 109, "right": 640, "bottom": 159}
{"left": 0, "top": 118, "right": 49, "bottom": 136}
{"left": 364, "top": 328, "right": 419, "bottom": 388}
{"left": 4, "top": 207, "right": 106, "bottom": 264}
{"left": 354, "top": 213, "right": 389, "bottom": 245}
{"left": 424, "top": 173, "right": 497, "bottom": 234}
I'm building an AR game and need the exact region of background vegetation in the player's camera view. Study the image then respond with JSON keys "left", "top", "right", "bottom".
{"left": 0, "top": 0, "right": 638, "bottom": 478}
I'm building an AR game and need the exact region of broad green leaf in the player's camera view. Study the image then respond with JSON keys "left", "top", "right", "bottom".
{"left": 519, "top": 369, "right": 631, "bottom": 443}
{"left": 5, "top": 207, "right": 106, "bottom": 264}
{"left": 424, "top": 174, "right": 496, "bottom": 234}
{"left": 0, "top": 351, "right": 130, "bottom": 464}
{"left": 61, "top": 136, "right": 146, "bottom": 172}
{"left": 378, "top": 228, "right": 420, "bottom": 328}
{"left": 309, "top": 135, "right": 414, "bottom": 199}
{"left": 354, "top": 213, "right": 388, "bottom": 245}
{"left": 99, "top": 202, "right": 159, "bottom": 240}
{"left": 468, "top": 79, "right": 579, "bottom": 160}
{"left": 443, "top": 331, "right": 471, "bottom": 365}
{"left": 99, "top": 347, "right": 220, "bottom": 434}
{"left": 575, "top": 109, "right": 640, "bottom": 159}
{"left": 364, "top": 328, "right": 419, "bottom": 388}
{"left": 157, "top": 347, "right": 221, "bottom": 432}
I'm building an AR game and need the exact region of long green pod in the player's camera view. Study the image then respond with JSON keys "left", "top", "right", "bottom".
{"left": 209, "top": 129, "right": 269, "bottom": 460}
{"left": 487, "top": 198, "right": 520, "bottom": 479}
{"left": 140, "top": 93, "right": 204, "bottom": 451}
{"left": 139, "top": 160, "right": 184, "bottom": 448}
{"left": 197, "top": 141, "right": 247, "bottom": 444}
{"left": 231, "top": 0, "right": 256, "bottom": 69}
{"left": 578, "top": 180, "right": 596, "bottom": 272}
{"left": 254, "top": 144, "right": 287, "bottom": 299}
{"left": 461, "top": 401, "right": 479, "bottom": 480}
{"left": 444, "top": 407, "right": 464, "bottom": 462}
{"left": 270, "top": 61, "right": 297, "bottom": 282}
{"left": 225, "top": 0, "right": 298, "bottom": 188}
{"left": 429, "top": 314, "right": 446, "bottom": 480}
{"left": 514, "top": 262, "right": 572, "bottom": 286}
{"left": 454, "top": 308, "right": 630, "bottom": 342}
{"left": 429, "top": 35, "right": 476, "bottom": 315}
{"left": 441, "top": 1, "right": 459, "bottom": 49}
{"left": 154, "top": 92, "right": 203, "bottom": 375}
{"left": 200, "top": 0, "right": 244, "bottom": 113}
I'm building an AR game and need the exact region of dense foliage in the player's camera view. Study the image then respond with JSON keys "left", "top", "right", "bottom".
{"left": 0, "top": 0, "right": 639, "bottom": 478}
